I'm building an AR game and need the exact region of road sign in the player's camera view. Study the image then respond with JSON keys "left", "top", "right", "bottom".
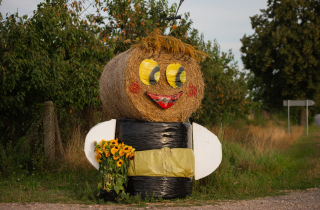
{"left": 283, "top": 100, "right": 315, "bottom": 135}
{"left": 283, "top": 100, "right": 315, "bottom": 106}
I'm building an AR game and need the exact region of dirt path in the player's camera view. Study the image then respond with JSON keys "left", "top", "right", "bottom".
{"left": 0, "top": 188, "right": 319, "bottom": 210}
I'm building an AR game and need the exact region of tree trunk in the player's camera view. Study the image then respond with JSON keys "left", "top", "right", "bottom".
{"left": 55, "top": 112, "right": 64, "bottom": 157}
{"left": 300, "top": 109, "right": 308, "bottom": 126}
{"left": 43, "top": 101, "right": 55, "bottom": 161}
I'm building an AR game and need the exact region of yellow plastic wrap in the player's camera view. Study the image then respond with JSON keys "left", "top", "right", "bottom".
{"left": 128, "top": 147, "right": 194, "bottom": 177}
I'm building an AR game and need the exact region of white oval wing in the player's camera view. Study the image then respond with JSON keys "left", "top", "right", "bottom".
{"left": 84, "top": 119, "right": 117, "bottom": 170}
{"left": 193, "top": 122, "right": 222, "bottom": 180}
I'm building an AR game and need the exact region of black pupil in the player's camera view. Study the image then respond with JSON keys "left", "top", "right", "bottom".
{"left": 149, "top": 66, "right": 160, "bottom": 85}
{"left": 175, "top": 66, "right": 185, "bottom": 87}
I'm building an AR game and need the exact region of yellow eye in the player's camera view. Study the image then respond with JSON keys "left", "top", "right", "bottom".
{"left": 166, "top": 63, "right": 186, "bottom": 88}
{"left": 139, "top": 59, "right": 160, "bottom": 85}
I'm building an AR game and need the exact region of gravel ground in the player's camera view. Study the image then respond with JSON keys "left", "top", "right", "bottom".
{"left": 0, "top": 188, "right": 319, "bottom": 210}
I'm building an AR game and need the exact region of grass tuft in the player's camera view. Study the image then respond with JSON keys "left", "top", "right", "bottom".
{"left": 212, "top": 122, "right": 304, "bottom": 152}
{"left": 57, "top": 125, "right": 93, "bottom": 172}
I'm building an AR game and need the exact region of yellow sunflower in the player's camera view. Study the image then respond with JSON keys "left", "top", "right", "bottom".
{"left": 95, "top": 153, "right": 102, "bottom": 162}
{"left": 113, "top": 155, "right": 120, "bottom": 160}
{"left": 96, "top": 149, "right": 103, "bottom": 155}
{"left": 128, "top": 153, "right": 135, "bottom": 161}
{"left": 111, "top": 146, "right": 119, "bottom": 155}
{"left": 123, "top": 146, "right": 132, "bottom": 153}
{"left": 117, "top": 159, "right": 123, "bottom": 167}
{"left": 109, "top": 139, "right": 118, "bottom": 146}
{"left": 105, "top": 151, "right": 110, "bottom": 157}
{"left": 119, "top": 149, "right": 125, "bottom": 157}
{"left": 100, "top": 139, "right": 107, "bottom": 147}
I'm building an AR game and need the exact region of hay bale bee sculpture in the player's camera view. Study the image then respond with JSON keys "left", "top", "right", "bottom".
{"left": 85, "top": 29, "right": 222, "bottom": 198}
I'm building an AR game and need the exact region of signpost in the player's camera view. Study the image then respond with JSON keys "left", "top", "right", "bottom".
{"left": 283, "top": 100, "right": 315, "bottom": 135}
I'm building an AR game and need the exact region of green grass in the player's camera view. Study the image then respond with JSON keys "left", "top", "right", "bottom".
{"left": 0, "top": 168, "right": 101, "bottom": 204}
{"left": 192, "top": 125, "right": 320, "bottom": 201}
{"left": 0, "top": 126, "right": 319, "bottom": 205}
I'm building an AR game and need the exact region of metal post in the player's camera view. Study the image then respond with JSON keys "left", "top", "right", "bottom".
{"left": 288, "top": 100, "right": 290, "bottom": 134}
{"left": 306, "top": 100, "right": 308, "bottom": 135}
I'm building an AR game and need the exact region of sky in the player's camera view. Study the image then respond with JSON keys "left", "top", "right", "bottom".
{"left": 0, "top": 0, "right": 268, "bottom": 70}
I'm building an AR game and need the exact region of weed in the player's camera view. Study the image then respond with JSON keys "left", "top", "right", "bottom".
{"left": 211, "top": 123, "right": 304, "bottom": 152}
{"left": 57, "top": 125, "right": 92, "bottom": 171}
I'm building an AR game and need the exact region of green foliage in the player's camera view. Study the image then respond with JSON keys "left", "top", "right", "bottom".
{"left": 241, "top": 0, "right": 320, "bottom": 110}
{"left": 0, "top": 0, "right": 114, "bottom": 142}
{"left": 192, "top": 37, "right": 250, "bottom": 126}
{"left": 0, "top": 137, "right": 45, "bottom": 177}
{"left": 116, "top": 193, "right": 142, "bottom": 204}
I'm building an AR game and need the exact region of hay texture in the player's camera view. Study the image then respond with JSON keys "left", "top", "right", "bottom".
{"left": 100, "top": 29, "right": 205, "bottom": 122}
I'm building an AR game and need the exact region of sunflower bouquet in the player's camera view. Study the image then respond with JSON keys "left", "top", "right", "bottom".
{"left": 94, "top": 139, "right": 135, "bottom": 195}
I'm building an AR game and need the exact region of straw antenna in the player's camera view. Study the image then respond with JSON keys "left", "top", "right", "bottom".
{"left": 162, "top": 15, "right": 181, "bottom": 20}
{"left": 163, "top": 0, "right": 184, "bottom": 23}
{"left": 175, "top": 0, "right": 184, "bottom": 19}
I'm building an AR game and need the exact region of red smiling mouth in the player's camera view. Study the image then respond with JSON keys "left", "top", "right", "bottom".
{"left": 147, "top": 92, "right": 183, "bottom": 109}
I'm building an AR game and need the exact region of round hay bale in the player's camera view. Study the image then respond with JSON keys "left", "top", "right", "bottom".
{"left": 100, "top": 31, "right": 205, "bottom": 122}
{"left": 100, "top": 48, "right": 204, "bottom": 122}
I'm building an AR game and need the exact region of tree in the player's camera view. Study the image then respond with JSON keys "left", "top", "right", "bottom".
{"left": 0, "top": 0, "right": 114, "bottom": 142}
{"left": 241, "top": 0, "right": 320, "bottom": 110}
{"left": 98, "top": 0, "right": 193, "bottom": 54}
{"left": 193, "top": 36, "right": 250, "bottom": 126}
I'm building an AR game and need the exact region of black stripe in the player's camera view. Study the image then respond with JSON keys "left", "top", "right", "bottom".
{"left": 149, "top": 66, "right": 160, "bottom": 85}
{"left": 175, "top": 66, "right": 185, "bottom": 87}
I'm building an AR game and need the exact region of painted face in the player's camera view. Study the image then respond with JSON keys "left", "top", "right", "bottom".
{"left": 125, "top": 49, "right": 204, "bottom": 122}
{"left": 138, "top": 59, "right": 185, "bottom": 109}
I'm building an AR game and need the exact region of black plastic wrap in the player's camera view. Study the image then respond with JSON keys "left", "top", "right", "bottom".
{"left": 116, "top": 118, "right": 192, "bottom": 199}
{"left": 127, "top": 176, "right": 192, "bottom": 199}
{"left": 116, "top": 118, "right": 191, "bottom": 151}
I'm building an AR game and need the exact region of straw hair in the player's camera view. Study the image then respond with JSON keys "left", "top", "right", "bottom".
{"left": 131, "top": 28, "right": 209, "bottom": 63}
{"left": 100, "top": 31, "right": 204, "bottom": 122}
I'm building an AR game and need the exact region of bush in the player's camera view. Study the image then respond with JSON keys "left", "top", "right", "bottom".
{"left": 0, "top": 137, "right": 45, "bottom": 177}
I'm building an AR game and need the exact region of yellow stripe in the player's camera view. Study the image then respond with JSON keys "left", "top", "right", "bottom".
{"left": 128, "top": 147, "right": 195, "bottom": 177}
